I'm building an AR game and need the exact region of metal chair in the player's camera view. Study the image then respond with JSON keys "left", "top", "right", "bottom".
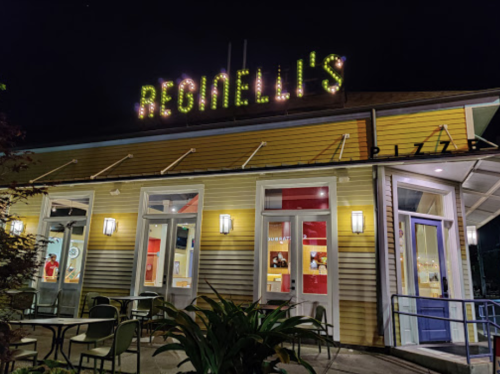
{"left": 0, "top": 323, "right": 38, "bottom": 373}
{"left": 69, "top": 305, "right": 119, "bottom": 360}
{"left": 77, "top": 320, "right": 140, "bottom": 374}
{"left": 94, "top": 296, "right": 111, "bottom": 305}
{"left": 297, "top": 305, "right": 331, "bottom": 359}
{"left": 35, "top": 290, "right": 61, "bottom": 317}
{"left": 76, "top": 292, "right": 100, "bottom": 334}
{"left": 11, "top": 291, "right": 37, "bottom": 320}
{"left": 131, "top": 292, "right": 159, "bottom": 340}
{"left": 18, "top": 287, "right": 38, "bottom": 318}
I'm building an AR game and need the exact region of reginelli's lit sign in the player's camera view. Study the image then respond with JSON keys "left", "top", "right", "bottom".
{"left": 137, "top": 51, "right": 346, "bottom": 120}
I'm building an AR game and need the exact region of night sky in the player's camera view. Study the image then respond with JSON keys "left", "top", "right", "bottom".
{"left": 2, "top": 1, "right": 500, "bottom": 147}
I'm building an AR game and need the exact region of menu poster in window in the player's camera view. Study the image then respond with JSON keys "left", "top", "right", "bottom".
{"left": 270, "top": 251, "right": 288, "bottom": 268}
{"left": 310, "top": 252, "right": 327, "bottom": 270}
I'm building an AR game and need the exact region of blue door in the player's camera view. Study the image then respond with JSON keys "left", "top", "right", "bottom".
{"left": 411, "top": 218, "right": 451, "bottom": 343}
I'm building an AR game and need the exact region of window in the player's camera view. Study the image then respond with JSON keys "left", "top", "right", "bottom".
{"left": 50, "top": 197, "right": 90, "bottom": 217}
{"left": 172, "top": 222, "right": 196, "bottom": 289}
{"left": 397, "top": 187, "right": 443, "bottom": 216}
{"left": 146, "top": 193, "right": 199, "bottom": 214}
{"left": 264, "top": 187, "right": 329, "bottom": 210}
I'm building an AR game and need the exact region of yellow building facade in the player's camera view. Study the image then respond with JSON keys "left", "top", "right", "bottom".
{"left": 9, "top": 90, "right": 500, "bottom": 349}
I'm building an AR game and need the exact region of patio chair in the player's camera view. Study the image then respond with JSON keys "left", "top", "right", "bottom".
{"left": 69, "top": 305, "right": 119, "bottom": 360}
{"left": 0, "top": 323, "right": 38, "bottom": 373}
{"left": 77, "top": 320, "right": 140, "bottom": 374}
{"left": 94, "top": 296, "right": 110, "bottom": 305}
{"left": 297, "top": 305, "right": 331, "bottom": 359}
{"left": 11, "top": 291, "right": 37, "bottom": 320}
{"left": 35, "top": 290, "right": 61, "bottom": 318}
{"left": 18, "top": 287, "right": 38, "bottom": 317}
{"left": 76, "top": 292, "right": 100, "bottom": 334}
{"left": 131, "top": 292, "right": 159, "bottom": 340}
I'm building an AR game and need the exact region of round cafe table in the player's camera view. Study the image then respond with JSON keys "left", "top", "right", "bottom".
{"left": 10, "top": 317, "right": 114, "bottom": 369}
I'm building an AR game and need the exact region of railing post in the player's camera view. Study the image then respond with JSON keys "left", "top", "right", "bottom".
{"left": 462, "top": 301, "right": 471, "bottom": 365}
{"left": 392, "top": 295, "right": 397, "bottom": 348}
{"left": 485, "top": 301, "right": 493, "bottom": 362}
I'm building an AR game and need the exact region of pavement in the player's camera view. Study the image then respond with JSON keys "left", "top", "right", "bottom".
{"left": 10, "top": 325, "right": 440, "bottom": 374}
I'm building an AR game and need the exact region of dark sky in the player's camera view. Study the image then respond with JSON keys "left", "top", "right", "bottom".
{"left": 2, "top": 1, "right": 500, "bottom": 147}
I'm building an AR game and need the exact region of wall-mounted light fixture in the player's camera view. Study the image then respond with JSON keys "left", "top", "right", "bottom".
{"left": 10, "top": 220, "right": 24, "bottom": 235}
{"left": 351, "top": 211, "right": 364, "bottom": 234}
{"left": 220, "top": 214, "right": 232, "bottom": 235}
{"left": 467, "top": 226, "right": 478, "bottom": 246}
{"left": 103, "top": 217, "right": 117, "bottom": 236}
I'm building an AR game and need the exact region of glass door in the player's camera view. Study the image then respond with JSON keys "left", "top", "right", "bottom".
{"left": 262, "top": 217, "right": 296, "bottom": 303}
{"left": 39, "top": 219, "right": 87, "bottom": 317}
{"left": 298, "top": 216, "right": 330, "bottom": 316}
{"left": 411, "top": 217, "right": 451, "bottom": 343}
{"left": 139, "top": 218, "right": 197, "bottom": 306}
{"left": 262, "top": 215, "right": 331, "bottom": 317}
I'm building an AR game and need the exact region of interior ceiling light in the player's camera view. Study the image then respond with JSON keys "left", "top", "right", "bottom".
{"left": 434, "top": 168, "right": 443, "bottom": 172}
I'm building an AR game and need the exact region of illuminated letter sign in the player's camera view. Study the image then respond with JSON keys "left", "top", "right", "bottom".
{"left": 137, "top": 51, "right": 346, "bottom": 121}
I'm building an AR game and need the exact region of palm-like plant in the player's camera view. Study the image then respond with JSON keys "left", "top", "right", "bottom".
{"left": 154, "top": 284, "right": 332, "bottom": 374}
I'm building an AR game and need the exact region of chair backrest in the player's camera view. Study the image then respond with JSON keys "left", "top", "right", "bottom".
{"left": 94, "top": 296, "right": 111, "bottom": 305}
{"left": 314, "top": 305, "right": 327, "bottom": 324}
{"left": 110, "top": 320, "right": 139, "bottom": 357}
{"left": 266, "top": 299, "right": 289, "bottom": 306}
{"left": 12, "top": 291, "right": 36, "bottom": 310}
{"left": 140, "top": 292, "right": 158, "bottom": 296}
{"left": 85, "top": 305, "right": 119, "bottom": 339}
{"left": 19, "top": 287, "right": 37, "bottom": 291}
{"left": 84, "top": 292, "right": 100, "bottom": 311}
{"left": 136, "top": 292, "right": 156, "bottom": 311}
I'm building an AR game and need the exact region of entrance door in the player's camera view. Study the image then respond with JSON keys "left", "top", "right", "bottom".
{"left": 139, "top": 218, "right": 197, "bottom": 308}
{"left": 39, "top": 219, "right": 87, "bottom": 317}
{"left": 411, "top": 217, "right": 451, "bottom": 343}
{"left": 262, "top": 216, "right": 330, "bottom": 317}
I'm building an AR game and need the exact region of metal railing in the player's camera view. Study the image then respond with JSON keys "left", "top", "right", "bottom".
{"left": 391, "top": 294, "right": 500, "bottom": 364}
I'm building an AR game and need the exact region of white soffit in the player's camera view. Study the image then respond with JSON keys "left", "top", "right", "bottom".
{"left": 393, "top": 157, "right": 500, "bottom": 228}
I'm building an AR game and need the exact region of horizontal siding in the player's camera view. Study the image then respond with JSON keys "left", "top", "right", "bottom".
{"left": 339, "top": 252, "right": 376, "bottom": 303}
{"left": 201, "top": 209, "right": 255, "bottom": 251}
{"left": 82, "top": 250, "right": 134, "bottom": 290}
{"left": 376, "top": 108, "right": 468, "bottom": 156}
{"left": 198, "top": 250, "right": 254, "bottom": 296}
{"left": 15, "top": 119, "right": 370, "bottom": 183}
{"left": 88, "top": 213, "right": 138, "bottom": 251}
{"left": 339, "top": 300, "right": 384, "bottom": 347}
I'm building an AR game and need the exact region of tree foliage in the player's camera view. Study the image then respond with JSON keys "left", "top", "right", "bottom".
{"left": 0, "top": 83, "right": 48, "bottom": 367}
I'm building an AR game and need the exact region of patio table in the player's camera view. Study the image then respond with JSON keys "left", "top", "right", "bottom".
{"left": 107, "top": 295, "right": 158, "bottom": 318}
{"left": 10, "top": 317, "right": 114, "bottom": 369}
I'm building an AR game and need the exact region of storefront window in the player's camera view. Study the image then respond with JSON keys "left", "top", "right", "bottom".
{"left": 264, "top": 187, "right": 329, "bottom": 210}
{"left": 415, "top": 223, "right": 443, "bottom": 298}
{"left": 147, "top": 193, "right": 199, "bottom": 214}
{"left": 49, "top": 198, "right": 89, "bottom": 217}
{"left": 172, "top": 222, "right": 195, "bottom": 289}
{"left": 302, "top": 221, "right": 328, "bottom": 295}
{"left": 397, "top": 188, "right": 443, "bottom": 216}
{"left": 64, "top": 226, "right": 85, "bottom": 283}
{"left": 144, "top": 223, "right": 168, "bottom": 287}
{"left": 266, "top": 221, "right": 291, "bottom": 292}
{"left": 43, "top": 224, "right": 64, "bottom": 282}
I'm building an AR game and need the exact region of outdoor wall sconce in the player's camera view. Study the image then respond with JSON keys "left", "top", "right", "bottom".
{"left": 103, "top": 217, "right": 117, "bottom": 236}
{"left": 10, "top": 220, "right": 24, "bottom": 235}
{"left": 467, "top": 226, "right": 478, "bottom": 246}
{"left": 351, "top": 211, "right": 364, "bottom": 234}
{"left": 220, "top": 214, "right": 232, "bottom": 235}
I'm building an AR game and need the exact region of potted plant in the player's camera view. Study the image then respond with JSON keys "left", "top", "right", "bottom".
{"left": 154, "top": 284, "right": 332, "bottom": 374}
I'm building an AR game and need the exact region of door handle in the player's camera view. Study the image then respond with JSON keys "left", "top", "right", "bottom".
{"left": 443, "top": 276, "right": 449, "bottom": 297}
{"left": 163, "top": 275, "right": 167, "bottom": 285}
